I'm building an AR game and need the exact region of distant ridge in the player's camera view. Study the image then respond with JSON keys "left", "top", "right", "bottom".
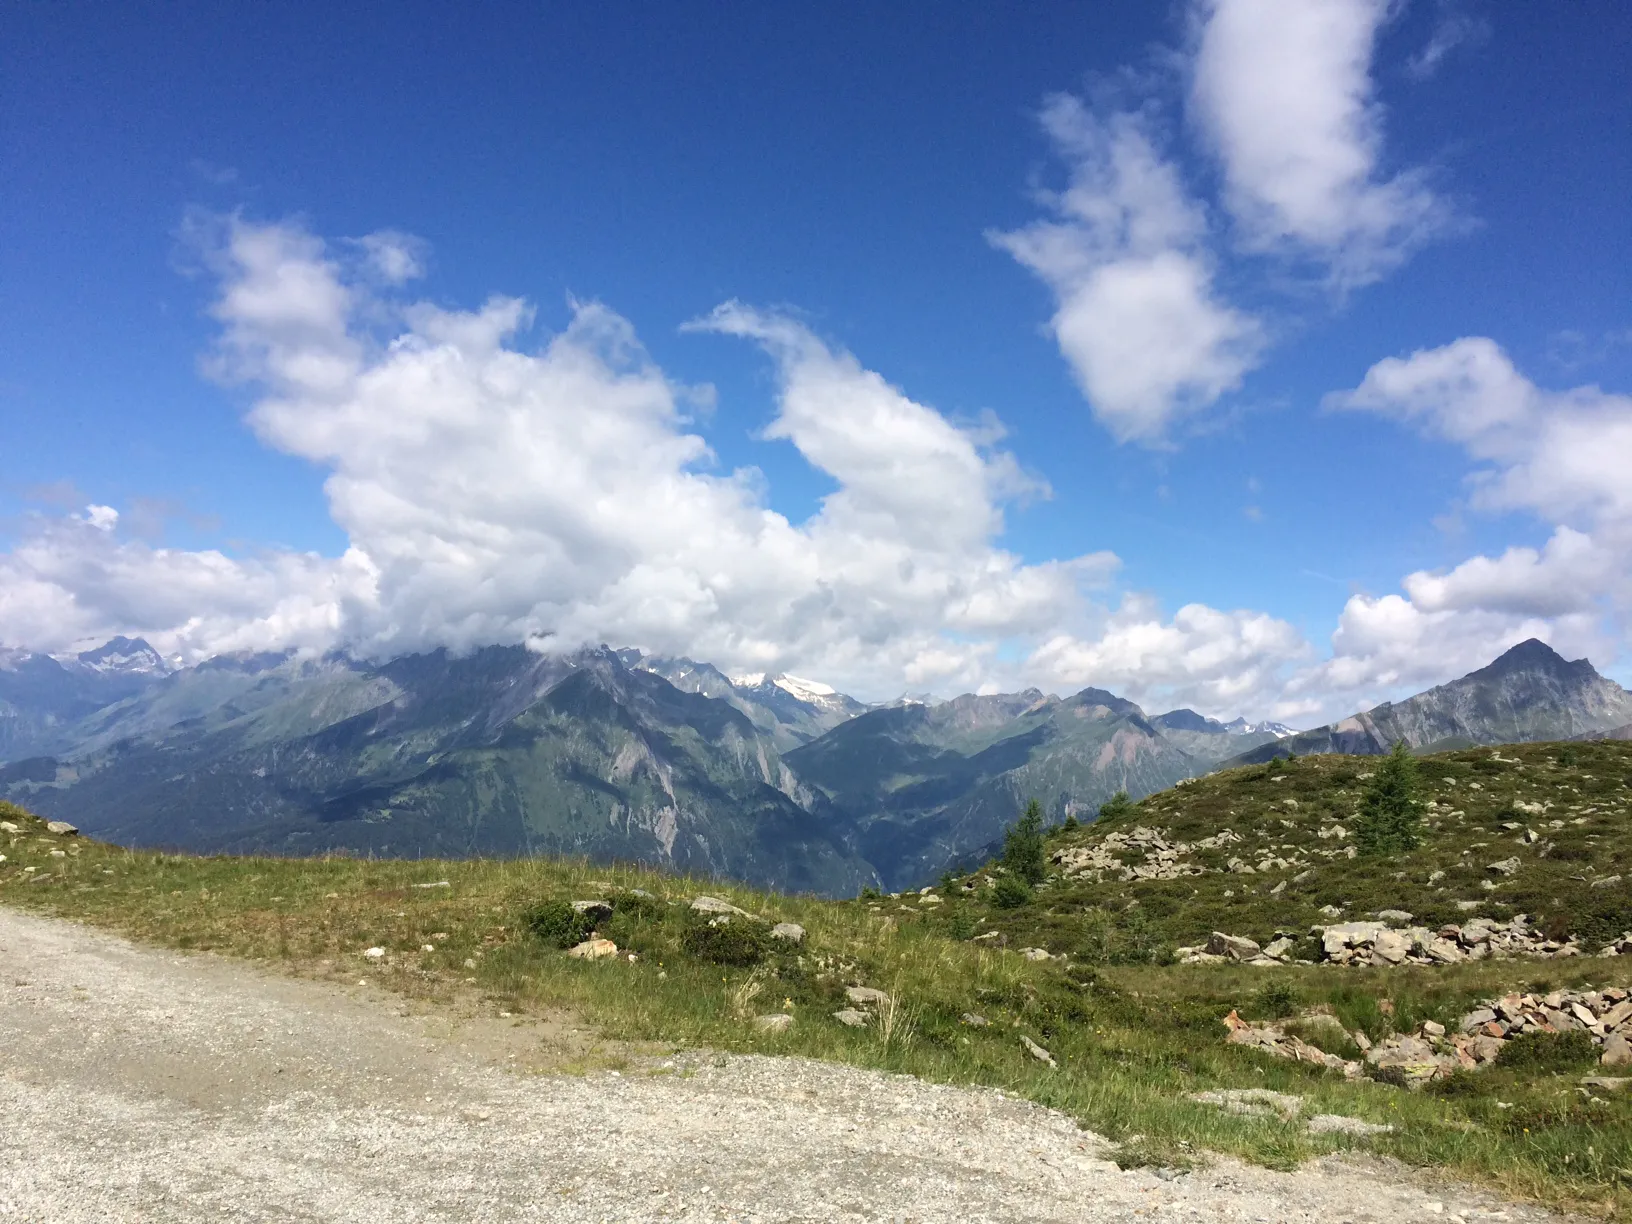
{"left": 1223, "top": 638, "right": 1632, "bottom": 768}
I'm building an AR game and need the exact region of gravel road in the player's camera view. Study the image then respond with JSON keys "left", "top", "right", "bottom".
{"left": 0, "top": 907, "right": 1570, "bottom": 1223}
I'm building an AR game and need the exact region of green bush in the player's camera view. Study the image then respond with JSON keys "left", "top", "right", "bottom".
{"left": 524, "top": 900, "right": 595, "bottom": 949}
{"left": 1252, "top": 980, "right": 1298, "bottom": 1020}
{"left": 946, "top": 909, "right": 978, "bottom": 940}
{"left": 1494, "top": 1030, "right": 1599, "bottom": 1074}
{"left": 681, "top": 917, "right": 771, "bottom": 966}
{"left": 992, "top": 876, "right": 1035, "bottom": 908}
{"left": 607, "top": 889, "right": 665, "bottom": 921}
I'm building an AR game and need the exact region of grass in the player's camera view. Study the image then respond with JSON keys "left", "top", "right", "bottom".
{"left": 4, "top": 784, "right": 1632, "bottom": 1217}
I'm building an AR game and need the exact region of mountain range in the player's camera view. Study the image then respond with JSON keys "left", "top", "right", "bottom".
{"left": 0, "top": 634, "right": 1623, "bottom": 893}
{"left": 1222, "top": 638, "right": 1632, "bottom": 768}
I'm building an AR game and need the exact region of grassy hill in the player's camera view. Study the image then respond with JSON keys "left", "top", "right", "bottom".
{"left": 930, "top": 740, "right": 1632, "bottom": 963}
{"left": 6, "top": 747, "right": 1632, "bottom": 1215}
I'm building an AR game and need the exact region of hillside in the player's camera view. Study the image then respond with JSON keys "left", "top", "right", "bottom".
{"left": 6, "top": 796, "right": 1632, "bottom": 1213}
{"left": 1227, "top": 639, "right": 1632, "bottom": 767}
{"left": 931, "top": 739, "right": 1632, "bottom": 963}
{"left": 783, "top": 688, "right": 1277, "bottom": 889}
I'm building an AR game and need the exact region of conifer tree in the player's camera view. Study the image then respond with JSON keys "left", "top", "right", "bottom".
{"left": 1002, "top": 798, "right": 1047, "bottom": 885}
{"left": 1354, "top": 740, "right": 1423, "bottom": 854}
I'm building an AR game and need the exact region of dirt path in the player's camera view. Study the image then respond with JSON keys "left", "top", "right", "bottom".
{"left": 0, "top": 908, "right": 1567, "bottom": 1223}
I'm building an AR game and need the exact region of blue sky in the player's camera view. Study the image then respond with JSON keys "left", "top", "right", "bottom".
{"left": 2, "top": 0, "right": 1629, "bottom": 722}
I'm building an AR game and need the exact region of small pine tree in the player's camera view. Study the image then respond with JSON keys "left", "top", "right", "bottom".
{"left": 1354, "top": 740, "right": 1423, "bottom": 854}
{"left": 1097, "top": 790, "right": 1132, "bottom": 823}
{"left": 1002, "top": 798, "right": 1047, "bottom": 885}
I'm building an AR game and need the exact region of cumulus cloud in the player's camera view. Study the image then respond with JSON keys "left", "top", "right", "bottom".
{"left": 1024, "top": 593, "right": 1308, "bottom": 716}
{"left": 1294, "top": 339, "right": 1632, "bottom": 709}
{"left": 991, "top": 97, "right": 1264, "bottom": 443}
{"left": 1189, "top": 0, "right": 1452, "bottom": 285}
{"left": 0, "top": 216, "right": 1323, "bottom": 715}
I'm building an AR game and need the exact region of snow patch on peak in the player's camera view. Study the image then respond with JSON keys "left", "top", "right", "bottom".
{"left": 730, "top": 672, "right": 766, "bottom": 689}
{"left": 73, "top": 636, "right": 172, "bottom": 676}
{"left": 774, "top": 673, "right": 836, "bottom": 701}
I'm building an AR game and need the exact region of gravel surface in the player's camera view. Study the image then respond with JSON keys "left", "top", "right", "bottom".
{"left": 0, "top": 907, "right": 1572, "bottom": 1223}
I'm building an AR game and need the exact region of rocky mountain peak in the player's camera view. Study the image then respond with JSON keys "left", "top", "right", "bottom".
{"left": 1471, "top": 637, "right": 1594, "bottom": 683}
{"left": 74, "top": 636, "right": 171, "bottom": 676}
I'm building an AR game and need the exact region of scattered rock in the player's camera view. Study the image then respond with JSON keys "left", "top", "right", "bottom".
{"left": 1021, "top": 1035, "right": 1057, "bottom": 1068}
{"left": 845, "top": 986, "right": 889, "bottom": 1007}
{"left": 1189, "top": 1089, "right": 1304, "bottom": 1120}
{"left": 832, "top": 1008, "right": 869, "bottom": 1028}
{"left": 409, "top": 880, "right": 451, "bottom": 889}
{"left": 571, "top": 900, "right": 613, "bottom": 923}
{"left": 690, "top": 896, "right": 750, "bottom": 917}
{"left": 960, "top": 1013, "right": 989, "bottom": 1027}
{"left": 1306, "top": 1114, "right": 1393, "bottom": 1137}
{"left": 1019, "top": 947, "right": 1052, "bottom": 962}
{"left": 44, "top": 821, "right": 77, "bottom": 836}
{"left": 769, "top": 922, "right": 806, "bottom": 945}
{"left": 753, "top": 1013, "right": 793, "bottom": 1033}
{"left": 1421, "top": 1020, "right": 1446, "bottom": 1038}
{"left": 1204, "top": 932, "right": 1261, "bottom": 961}
{"left": 0, "top": 821, "right": 19, "bottom": 833}
{"left": 1584, "top": 1076, "right": 1631, "bottom": 1091}
{"left": 362, "top": 947, "right": 386, "bottom": 961}
{"left": 1377, "top": 910, "right": 1414, "bottom": 923}
{"left": 1486, "top": 857, "right": 1520, "bottom": 876}
{"left": 1603, "top": 1032, "right": 1632, "bottom": 1066}
{"left": 565, "top": 938, "right": 619, "bottom": 960}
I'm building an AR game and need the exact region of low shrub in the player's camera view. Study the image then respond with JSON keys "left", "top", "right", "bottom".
{"left": 681, "top": 917, "right": 771, "bottom": 966}
{"left": 524, "top": 900, "right": 595, "bottom": 949}
{"left": 992, "top": 876, "right": 1034, "bottom": 908}
{"left": 1251, "top": 981, "right": 1298, "bottom": 1020}
{"left": 1495, "top": 1030, "right": 1599, "bottom": 1074}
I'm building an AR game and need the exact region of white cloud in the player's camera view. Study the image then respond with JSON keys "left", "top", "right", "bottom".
{"left": 0, "top": 216, "right": 1323, "bottom": 717}
{"left": 991, "top": 97, "right": 1264, "bottom": 443}
{"left": 1025, "top": 593, "right": 1307, "bottom": 716}
{"left": 1329, "top": 336, "right": 1632, "bottom": 525}
{"left": 1296, "top": 339, "right": 1632, "bottom": 709}
{"left": 1406, "top": 8, "right": 1489, "bottom": 80}
{"left": 1189, "top": 0, "right": 1452, "bottom": 285}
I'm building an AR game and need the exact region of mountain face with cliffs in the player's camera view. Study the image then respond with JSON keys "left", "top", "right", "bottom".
{"left": 0, "top": 638, "right": 1284, "bottom": 893}
{"left": 1223, "top": 639, "right": 1632, "bottom": 768}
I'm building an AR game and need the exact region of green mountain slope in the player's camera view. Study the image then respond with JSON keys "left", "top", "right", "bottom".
{"left": 0, "top": 647, "right": 877, "bottom": 896}
{"left": 785, "top": 688, "right": 1228, "bottom": 889}
{"left": 928, "top": 740, "right": 1632, "bottom": 961}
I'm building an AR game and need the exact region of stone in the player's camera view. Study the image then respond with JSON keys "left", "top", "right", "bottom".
{"left": 1487, "top": 857, "right": 1520, "bottom": 876}
{"left": 1460, "top": 1008, "right": 1497, "bottom": 1033}
{"left": 690, "top": 895, "right": 750, "bottom": 917}
{"left": 1600, "top": 1000, "right": 1632, "bottom": 1029}
{"left": 960, "top": 1012, "right": 989, "bottom": 1027}
{"left": 1426, "top": 939, "right": 1466, "bottom": 964}
{"left": 1306, "top": 1114, "right": 1393, "bottom": 1137}
{"left": 566, "top": 938, "right": 619, "bottom": 959}
{"left": 753, "top": 1013, "right": 793, "bottom": 1033}
{"left": 845, "top": 986, "right": 890, "bottom": 1006}
{"left": 362, "top": 946, "right": 386, "bottom": 960}
{"left": 1020, "top": 947, "right": 1052, "bottom": 962}
{"left": 832, "top": 1008, "right": 869, "bottom": 1028}
{"left": 410, "top": 880, "right": 452, "bottom": 889}
{"left": 1603, "top": 1032, "right": 1632, "bottom": 1066}
{"left": 1318, "top": 904, "right": 1343, "bottom": 918}
{"left": 1470, "top": 1036, "right": 1506, "bottom": 1063}
{"left": 44, "top": 821, "right": 77, "bottom": 836}
{"left": 1205, "top": 931, "right": 1262, "bottom": 961}
{"left": 1583, "top": 1076, "right": 1632, "bottom": 1092}
{"left": 1371, "top": 930, "right": 1410, "bottom": 964}
{"left": 1021, "top": 1034, "right": 1057, "bottom": 1068}
{"left": 0, "top": 821, "right": 19, "bottom": 833}
{"left": 1377, "top": 909, "right": 1414, "bottom": 923}
{"left": 1422, "top": 1020, "right": 1446, "bottom": 1038}
{"left": 1262, "top": 936, "right": 1294, "bottom": 961}
{"left": 1189, "top": 1089, "right": 1304, "bottom": 1120}
{"left": 1571, "top": 1002, "right": 1599, "bottom": 1028}
{"left": 769, "top": 922, "right": 806, "bottom": 945}
{"left": 572, "top": 900, "right": 613, "bottom": 923}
